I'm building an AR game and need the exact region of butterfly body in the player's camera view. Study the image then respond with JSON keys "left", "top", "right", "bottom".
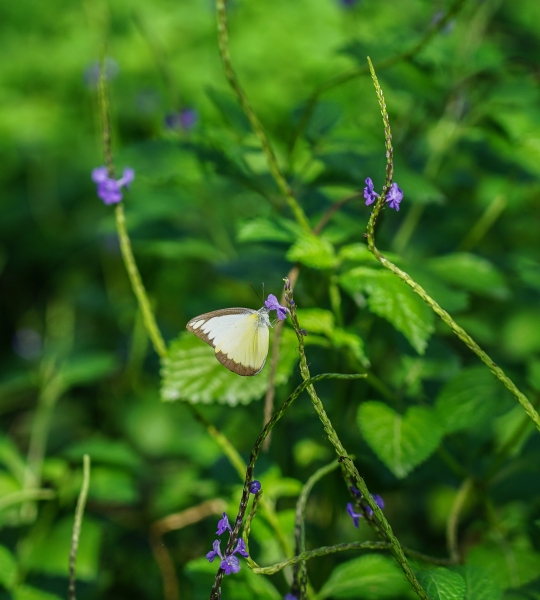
{"left": 187, "top": 307, "right": 271, "bottom": 376}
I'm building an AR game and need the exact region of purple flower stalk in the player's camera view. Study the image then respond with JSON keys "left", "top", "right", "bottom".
{"left": 92, "top": 167, "right": 134, "bottom": 205}
{"left": 249, "top": 480, "right": 261, "bottom": 494}
{"left": 386, "top": 183, "right": 403, "bottom": 211}
{"left": 347, "top": 494, "right": 385, "bottom": 527}
{"left": 265, "top": 294, "right": 288, "bottom": 321}
{"left": 363, "top": 177, "right": 380, "bottom": 206}
{"left": 206, "top": 538, "right": 249, "bottom": 575}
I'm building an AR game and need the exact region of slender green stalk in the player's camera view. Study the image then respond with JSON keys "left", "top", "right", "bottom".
{"left": 215, "top": 0, "right": 311, "bottom": 233}
{"left": 365, "top": 60, "right": 540, "bottom": 434}
{"left": 0, "top": 489, "right": 55, "bottom": 512}
{"left": 446, "top": 477, "right": 473, "bottom": 562}
{"left": 283, "top": 279, "right": 429, "bottom": 600}
{"left": 69, "top": 454, "right": 91, "bottom": 600}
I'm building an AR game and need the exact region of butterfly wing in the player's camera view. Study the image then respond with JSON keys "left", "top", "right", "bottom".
{"left": 187, "top": 308, "right": 269, "bottom": 376}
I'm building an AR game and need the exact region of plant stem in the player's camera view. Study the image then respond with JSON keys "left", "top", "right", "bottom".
{"left": 446, "top": 477, "right": 473, "bottom": 562}
{"left": 69, "top": 454, "right": 91, "bottom": 600}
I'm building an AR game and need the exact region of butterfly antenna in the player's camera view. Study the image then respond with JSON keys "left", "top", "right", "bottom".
{"left": 249, "top": 282, "right": 264, "bottom": 305}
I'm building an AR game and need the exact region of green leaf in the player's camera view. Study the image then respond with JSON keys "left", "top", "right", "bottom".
{"left": 331, "top": 328, "right": 370, "bottom": 367}
{"left": 286, "top": 234, "right": 337, "bottom": 269}
{"left": 340, "top": 267, "right": 435, "bottom": 354}
{"left": 25, "top": 516, "right": 102, "bottom": 580}
{"left": 206, "top": 87, "right": 251, "bottom": 133}
{"left": 60, "top": 353, "right": 117, "bottom": 388}
{"left": 13, "top": 586, "right": 63, "bottom": 600}
{"left": 466, "top": 540, "right": 540, "bottom": 590}
{"left": 161, "top": 328, "right": 299, "bottom": 406}
{"left": 318, "top": 554, "right": 412, "bottom": 599}
{"left": 426, "top": 253, "right": 509, "bottom": 299}
{"left": 502, "top": 309, "right": 540, "bottom": 359}
{"left": 295, "top": 308, "right": 335, "bottom": 336}
{"left": 416, "top": 568, "right": 465, "bottom": 600}
{"left": 405, "top": 266, "right": 469, "bottom": 313}
{"left": 0, "top": 544, "right": 17, "bottom": 589}
{"left": 237, "top": 217, "right": 298, "bottom": 243}
{"left": 138, "top": 239, "right": 229, "bottom": 264}
{"left": 435, "top": 366, "right": 513, "bottom": 434}
{"left": 63, "top": 436, "right": 142, "bottom": 470}
{"left": 303, "top": 100, "right": 341, "bottom": 142}
{"left": 357, "top": 402, "right": 444, "bottom": 478}
{"left": 455, "top": 565, "right": 502, "bottom": 600}
{"left": 89, "top": 467, "right": 139, "bottom": 504}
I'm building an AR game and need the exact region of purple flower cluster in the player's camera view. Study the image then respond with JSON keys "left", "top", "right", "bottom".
{"left": 363, "top": 178, "right": 404, "bottom": 211}
{"left": 92, "top": 167, "right": 134, "bottom": 205}
{"left": 206, "top": 512, "right": 249, "bottom": 576}
{"left": 347, "top": 494, "right": 385, "bottom": 528}
{"left": 265, "top": 294, "right": 288, "bottom": 321}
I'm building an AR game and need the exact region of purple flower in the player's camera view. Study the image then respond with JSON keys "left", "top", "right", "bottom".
{"left": 221, "top": 554, "right": 241, "bottom": 575}
{"left": 92, "top": 167, "right": 134, "bottom": 205}
{"left": 164, "top": 108, "right": 198, "bottom": 131}
{"left": 363, "top": 177, "right": 380, "bottom": 206}
{"left": 347, "top": 494, "right": 385, "bottom": 527}
{"left": 346, "top": 503, "right": 363, "bottom": 528}
{"left": 249, "top": 480, "right": 261, "bottom": 494}
{"left": 206, "top": 539, "right": 223, "bottom": 563}
{"left": 386, "top": 183, "right": 403, "bottom": 211}
{"left": 205, "top": 537, "right": 249, "bottom": 576}
{"left": 265, "top": 294, "right": 288, "bottom": 321}
{"left": 284, "top": 595, "right": 298, "bottom": 600}
{"left": 340, "top": 0, "right": 361, "bottom": 7}
{"left": 216, "top": 512, "right": 232, "bottom": 535}
{"left": 234, "top": 538, "right": 249, "bottom": 558}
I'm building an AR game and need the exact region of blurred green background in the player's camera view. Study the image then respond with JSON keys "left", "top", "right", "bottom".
{"left": 1, "top": 0, "right": 540, "bottom": 598}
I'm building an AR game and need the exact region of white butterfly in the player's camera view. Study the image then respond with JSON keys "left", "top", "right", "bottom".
{"left": 186, "top": 295, "right": 287, "bottom": 377}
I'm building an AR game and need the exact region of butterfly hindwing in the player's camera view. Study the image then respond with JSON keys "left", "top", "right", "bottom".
{"left": 187, "top": 308, "right": 270, "bottom": 376}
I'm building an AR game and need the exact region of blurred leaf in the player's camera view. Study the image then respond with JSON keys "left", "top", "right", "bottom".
{"left": 0, "top": 545, "right": 17, "bottom": 590}
{"left": 416, "top": 568, "right": 465, "bottom": 600}
{"left": 295, "top": 308, "right": 335, "bottom": 336}
{"left": 396, "top": 168, "right": 446, "bottom": 205}
{"left": 455, "top": 565, "right": 502, "bottom": 600}
{"left": 404, "top": 266, "right": 469, "bottom": 313}
{"left": 467, "top": 540, "right": 540, "bottom": 590}
{"left": 493, "top": 404, "right": 535, "bottom": 457}
{"left": 206, "top": 87, "right": 251, "bottom": 134}
{"left": 237, "top": 218, "right": 298, "bottom": 243}
{"left": 26, "top": 516, "right": 102, "bottom": 580}
{"left": 331, "top": 328, "right": 370, "bottom": 368}
{"left": 59, "top": 352, "right": 117, "bottom": 388}
{"left": 318, "top": 554, "right": 412, "bottom": 599}
{"left": 89, "top": 467, "right": 139, "bottom": 504}
{"left": 0, "top": 434, "right": 27, "bottom": 482}
{"left": 63, "top": 436, "right": 142, "bottom": 470}
{"left": 502, "top": 309, "right": 540, "bottom": 359}
{"left": 426, "top": 254, "right": 509, "bottom": 300}
{"left": 294, "top": 438, "right": 331, "bottom": 467}
{"left": 514, "top": 255, "right": 540, "bottom": 291}
{"left": 257, "top": 465, "right": 302, "bottom": 501}
{"left": 357, "top": 402, "right": 444, "bottom": 478}
{"left": 340, "top": 267, "right": 435, "bottom": 354}
{"left": 138, "top": 239, "right": 229, "bottom": 264}
{"left": 286, "top": 233, "right": 337, "bottom": 269}
{"left": 161, "top": 328, "right": 298, "bottom": 405}
{"left": 435, "top": 366, "right": 513, "bottom": 434}
{"left": 13, "top": 587, "right": 62, "bottom": 600}
{"left": 338, "top": 243, "right": 377, "bottom": 264}
{"left": 302, "top": 101, "right": 342, "bottom": 143}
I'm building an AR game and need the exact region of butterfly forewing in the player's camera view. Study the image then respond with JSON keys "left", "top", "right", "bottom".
{"left": 186, "top": 308, "right": 269, "bottom": 376}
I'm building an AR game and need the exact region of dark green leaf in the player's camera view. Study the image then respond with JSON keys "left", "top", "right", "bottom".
{"left": 455, "top": 565, "right": 502, "bottom": 600}
{"left": 416, "top": 568, "right": 465, "bottom": 600}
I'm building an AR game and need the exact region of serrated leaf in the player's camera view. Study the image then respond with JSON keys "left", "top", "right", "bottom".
{"left": 416, "top": 568, "right": 465, "bottom": 600}
{"left": 237, "top": 218, "right": 297, "bottom": 243}
{"left": 358, "top": 402, "right": 443, "bottom": 478}
{"left": 455, "top": 565, "right": 502, "bottom": 600}
{"left": 13, "top": 587, "right": 62, "bottom": 600}
{"left": 426, "top": 254, "right": 509, "bottom": 299}
{"left": 466, "top": 541, "right": 540, "bottom": 590}
{"left": 0, "top": 545, "right": 17, "bottom": 589}
{"left": 319, "top": 554, "right": 411, "bottom": 599}
{"left": 435, "top": 366, "right": 513, "bottom": 433}
{"left": 161, "top": 328, "right": 298, "bottom": 406}
{"left": 295, "top": 308, "right": 335, "bottom": 336}
{"left": 340, "top": 267, "right": 434, "bottom": 354}
{"left": 286, "top": 234, "right": 337, "bottom": 269}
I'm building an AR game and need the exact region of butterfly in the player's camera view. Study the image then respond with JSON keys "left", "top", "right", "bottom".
{"left": 186, "top": 294, "right": 287, "bottom": 376}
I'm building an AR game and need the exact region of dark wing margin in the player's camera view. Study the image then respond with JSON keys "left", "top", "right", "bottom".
{"left": 215, "top": 350, "right": 265, "bottom": 377}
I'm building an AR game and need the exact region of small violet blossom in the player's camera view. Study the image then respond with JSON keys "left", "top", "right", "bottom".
{"left": 386, "top": 183, "right": 404, "bottom": 211}
{"left": 265, "top": 294, "right": 288, "bottom": 321}
{"left": 164, "top": 108, "right": 198, "bottom": 131}
{"left": 249, "top": 480, "right": 261, "bottom": 494}
{"left": 347, "top": 494, "right": 385, "bottom": 528}
{"left": 216, "top": 512, "right": 232, "bottom": 535}
{"left": 284, "top": 594, "right": 299, "bottom": 600}
{"left": 206, "top": 513, "right": 249, "bottom": 576}
{"left": 92, "top": 167, "right": 134, "bottom": 205}
{"left": 363, "top": 177, "right": 380, "bottom": 206}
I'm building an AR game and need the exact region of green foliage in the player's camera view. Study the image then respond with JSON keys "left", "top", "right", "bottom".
{"left": 318, "top": 554, "right": 413, "bottom": 599}
{"left": 455, "top": 565, "right": 502, "bottom": 600}
{"left": 0, "top": 545, "right": 17, "bottom": 590}
{"left": 358, "top": 401, "right": 444, "bottom": 478}
{"left": 287, "top": 233, "right": 338, "bottom": 270}
{"left": 416, "top": 568, "right": 465, "bottom": 600}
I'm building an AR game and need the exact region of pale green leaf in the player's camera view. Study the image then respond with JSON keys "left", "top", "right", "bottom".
{"left": 0, "top": 544, "right": 17, "bottom": 589}
{"left": 318, "top": 554, "right": 411, "bottom": 599}
{"left": 340, "top": 267, "right": 434, "bottom": 354}
{"left": 25, "top": 517, "right": 102, "bottom": 580}
{"left": 13, "top": 586, "right": 63, "bottom": 600}
{"left": 357, "top": 402, "right": 444, "bottom": 478}
{"left": 455, "top": 565, "right": 502, "bottom": 600}
{"left": 426, "top": 253, "right": 509, "bottom": 299}
{"left": 502, "top": 309, "right": 540, "bottom": 359}
{"left": 237, "top": 217, "right": 298, "bottom": 243}
{"left": 416, "top": 568, "right": 465, "bottom": 600}
{"left": 435, "top": 366, "right": 513, "bottom": 433}
{"left": 295, "top": 308, "right": 335, "bottom": 336}
{"left": 161, "top": 329, "right": 298, "bottom": 405}
{"left": 286, "top": 234, "right": 337, "bottom": 269}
